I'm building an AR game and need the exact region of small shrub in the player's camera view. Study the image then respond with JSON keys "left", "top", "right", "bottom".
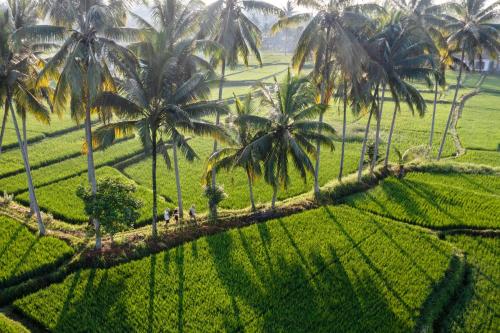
{"left": 77, "top": 177, "right": 143, "bottom": 243}
{"left": 203, "top": 185, "right": 227, "bottom": 222}
{"left": 1, "top": 191, "right": 13, "bottom": 206}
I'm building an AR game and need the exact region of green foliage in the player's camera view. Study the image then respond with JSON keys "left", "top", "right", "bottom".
{"left": 442, "top": 236, "right": 500, "bottom": 332}
{"left": 13, "top": 205, "right": 456, "bottom": 332}
{"left": 203, "top": 184, "right": 227, "bottom": 219}
{"left": 345, "top": 172, "right": 500, "bottom": 229}
{"left": 0, "top": 313, "right": 29, "bottom": 333}
{"left": 0, "top": 215, "right": 73, "bottom": 288}
{"left": 77, "top": 177, "right": 143, "bottom": 239}
{"left": 246, "top": 70, "right": 335, "bottom": 190}
{"left": 17, "top": 167, "right": 169, "bottom": 225}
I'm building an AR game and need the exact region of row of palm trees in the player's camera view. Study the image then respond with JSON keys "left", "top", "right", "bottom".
{"left": 0, "top": 0, "right": 498, "bottom": 249}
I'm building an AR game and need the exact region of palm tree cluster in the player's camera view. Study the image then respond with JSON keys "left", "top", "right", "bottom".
{"left": 273, "top": 0, "right": 499, "bottom": 185}
{"left": 0, "top": 0, "right": 498, "bottom": 249}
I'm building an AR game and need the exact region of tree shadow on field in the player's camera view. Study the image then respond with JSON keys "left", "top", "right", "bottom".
{"left": 379, "top": 179, "right": 434, "bottom": 224}
{"left": 175, "top": 246, "right": 185, "bottom": 333}
{"left": 325, "top": 207, "right": 414, "bottom": 318}
{"left": 204, "top": 217, "right": 408, "bottom": 332}
{"left": 405, "top": 180, "right": 461, "bottom": 225}
{"left": 53, "top": 268, "right": 132, "bottom": 332}
{"left": 0, "top": 222, "right": 24, "bottom": 262}
{"left": 148, "top": 254, "right": 157, "bottom": 333}
{"left": 368, "top": 217, "right": 434, "bottom": 283}
{"left": 457, "top": 173, "right": 496, "bottom": 195}
{"left": 8, "top": 237, "right": 40, "bottom": 278}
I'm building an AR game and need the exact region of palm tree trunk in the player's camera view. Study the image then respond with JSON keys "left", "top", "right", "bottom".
{"left": 370, "top": 84, "right": 385, "bottom": 173}
{"left": 7, "top": 95, "right": 45, "bottom": 235}
{"left": 22, "top": 113, "right": 34, "bottom": 214}
{"left": 246, "top": 169, "right": 256, "bottom": 211}
{"left": 22, "top": 114, "right": 27, "bottom": 153}
{"left": 384, "top": 104, "right": 398, "bottom": 168}
{"left": 173, "top": 143, "right": 183, "bottom": 219}
{"left": 313, "top": 110, "right": 324, "bottom": 194}
{"left": 212, "top": 60, "right": 226, "bottom": 189}
{"left": 314, "top": 27, "right": 331, "bottom": 195}
{"left": 437, "top": 49, "right": 465, "bottom": 160}
{"left": 357, "top": 108, "right": 374, "bottom": 182}
{"left": 84, "top": 103, "right": 100, "bottom": 248}
{"left": 151, "top": 128, "right": 158, "bottom": 238}
{"left": 271, "top": 185, "right": 277, "bottom": 209}
{"left": 429, "top": 80, "right": 439, "bottom": 147}
{"left": 284, "top": 30, "right": 288, "bottom": 56}
{"left": 0, "top": 104, "right": 8, "bottom": 155}
{"left": 338, "top": 79, "right": 348, "bottom": 181}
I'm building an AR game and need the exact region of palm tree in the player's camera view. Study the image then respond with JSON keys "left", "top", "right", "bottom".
{"left": 389, "top": 0, "right": 448, "bottom": 149}
{"left": 0, "top": 8, "right": 47, "bottom": 235}
{"left": 7, "top": 0, "right": 56, "bottom": 214}
{"left": 159, "top": 96, "right": 229, "bottom": 220}
{"left": 428, "top": 29, "right": 467, "bottom": 148}
{"left": 241, "top": 70, "right": 335, "bottom": 208}
{"left": 376, "top": 22, "right": 433, "bottom": 167}
{"left": 273, "top": 0, "right": 374, "bottom": 193}
{"left": 201, "top": 0, "right": 283, "bottom": 190}
{"left": 437, "top": 0, "right": 500, "bottom": 160}
{"left": 354, "top": 15, "right": 433, "bottom": 178}
{"left": 205, "top": 93, "right": 268, "bottom": 211}
{"left": 0, "top": 0, "right": 42, "bottom": 155}
{"left": 17, "top": 0, "right": 143, "bottom": 248}
{"left": 93, "top": 11, "right": 227, "bottom": 234}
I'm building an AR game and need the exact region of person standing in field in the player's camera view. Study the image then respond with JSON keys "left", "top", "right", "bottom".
{"left": 189, "top": 205, "right": 196, "bottom": 223}
{"left": 164, "top": 208, "right": 170, "bottom": 225}
{"left": 173, "top": 208, "right": 179, "bottom": 224}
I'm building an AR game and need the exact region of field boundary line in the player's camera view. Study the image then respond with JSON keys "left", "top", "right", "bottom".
{"left": 348, "top": 206, "right": 500, "bottom": 237}
{"left": 0, "top": 151, "right": 83, "bottom": 179}
{"left": 4, "top": 146, "right": 143, "bottom": 196}
{"left": 0, "top": 120, "right": 99, "bottom": 154}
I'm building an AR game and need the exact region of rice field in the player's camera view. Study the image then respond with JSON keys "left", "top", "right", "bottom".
{"left": 0, "top": 138, "right": 143, "bottom": 194}
{"left": 16, "top": 166, "right": 169, "bottom": 225}
{"left": 441, "top": 236, "right": 499, "bottom": 332}
{"left": 0, "top": 54, "right": 498, "bottom": 333}
{"left": 345, "top": 172, "right": 500, "bottom": 229}
{"left": 0, "top": 313, "right": 30, "bottom": 333}
{"left": 12, "top": 205, "right": 459, "bottom": 332}
{"left": 0, "top": 216, "right": 73, "bottom": 288}
{"left": 1, "top": 54, "right": 494, "bottom": 218}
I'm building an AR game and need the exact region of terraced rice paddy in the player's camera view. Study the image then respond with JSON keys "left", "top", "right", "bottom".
{"left": 17, "top": 167, "right": 168, "bottom": 225}
{"left": 442, "top": 236, "right": 499, "bottom": 332}
{"left": 12, "top": 206, "right": 460, "bottom": 332}
{"left": 0, "top": 54, "right": 498, "bottom": 333}
{"left": 345, "top": 172, "right": 500, "bottom": 229}
{"left": 0, "top": 216, "right": 73, "bottom": 288}
{"left": 1, "top": 56, "right": 496, "bottom": 218}
{"left": 0, "top": 313, "right": 30, "bottom": 333}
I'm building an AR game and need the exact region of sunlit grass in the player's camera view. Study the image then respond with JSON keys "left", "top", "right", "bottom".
{"left": 442, "top": 236, "right": 500, "bottom": 332}
{"left": 0, "top": 216, "right": 73, "bottom": 288}
{"left": 13, "top": 205, "right": 457, "bottom": 332}
{"left": 345, "top": 172, "right": 500, "bottom": 229}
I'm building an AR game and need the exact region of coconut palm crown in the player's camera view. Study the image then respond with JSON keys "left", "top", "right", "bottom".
{"left": 239, "top": 69, "right": 336, "bottom": 207}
